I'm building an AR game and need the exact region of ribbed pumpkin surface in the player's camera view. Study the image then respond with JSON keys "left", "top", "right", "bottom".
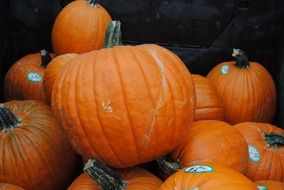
{"left": 52, "top": 44, "right": 195, "bottom": 168}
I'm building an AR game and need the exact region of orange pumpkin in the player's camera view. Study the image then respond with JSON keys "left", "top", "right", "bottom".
{"left": 207, "top": 49, "right": 276, "bottom": 124}
{"left": 0, "top": 184, "right": 25, "bottom": 190}
{"left": 256, "top": 180, "right": 284, "bottom": 190}
{"left": 158, "top": 163, "right": 257, "bottom": 190}
{"left": 4, "top": 50, "right": 53, "bottom": 103}
{"left": 68, "top": 159, "right": 162, "bottom": 190}
{"left": 52, "top": 21, "right": 196, "bottom": 168}
{"left": 52, "top": 0, "right": 112, "bottom": 55}
{"left": 158, "top": 120, "right": 248, "bottom": 178}
{"left": 234, "top": 122, "right": 284, "bottom": 181}
{"left": 0, "top": 100, "right": 76, "bottom": 190}
{"left": 43, "top": 53, "right": 77, "bottom": 104}
{"left": 192, "top": 74, "right": 224, "bottom": 121}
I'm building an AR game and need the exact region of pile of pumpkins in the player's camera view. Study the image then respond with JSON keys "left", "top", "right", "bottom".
{"left": 0, "top": 0, "right": 283, "bottom": 189}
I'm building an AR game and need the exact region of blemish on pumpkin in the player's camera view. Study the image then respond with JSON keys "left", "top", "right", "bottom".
{"left": 101, "top": 100, "right": 113, "bottom": 113}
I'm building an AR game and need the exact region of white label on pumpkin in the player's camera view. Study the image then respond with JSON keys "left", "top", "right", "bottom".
{"left": 249, "top": 145, "right": 261, "bottom": 163}
{"left": 220, "top": 65, "right": 229, "bottom": 74}
{"left": 257, "top": 185, "right": 268, "bottom": 190}
{"left": 27, "top": 72, "right": 42, "bottom": 82}
{"left": 184, "top": 165, "right": 214, "bottom": 174}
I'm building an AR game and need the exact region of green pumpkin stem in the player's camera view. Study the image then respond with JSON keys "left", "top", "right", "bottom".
{"left": 0, "top": 104, "right": 21, "bottom": 132}
{"left": 156, "top": 156, "right": 180, "bottom": 175}
{"left": 103, "top": 20, "right": 123, "bottom": 48}
{"left": 265, "top": 133, "right": 284, "bottom": 148}
{"left": 232, "top": 49, "right": 250, "bottom": 68}
{"left": 40, "top": 49, "right": 52, "bottom": 68}
{"left": 87, "top": 0, "right": 98, "bottom": 7}
{"left": 84, "top": 159, "right": 126, "bottom": 190}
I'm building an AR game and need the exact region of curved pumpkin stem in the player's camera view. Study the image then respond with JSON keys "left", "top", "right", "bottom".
{"left": 265, "top": 133, "right": 284, "bottom": 148}
{"left": 156, "top": 156, "right": 180, "bottom": 175}
{"left": 84, "top": 159, "right": 126, "bottom": 190}
{"left": 40, "top": 49, "right": 52, "bottom": 68}
{"left": 87, "top": 0, "right": 98, "bottom": 7}
{"left": 0, "top": 104, "right": 21, "bottom": 132}
{"left": 232, "top": 49, "right": 250, "bottom": 68}
{"left": 103, "top": 20, "right": 123, "bottom": 48}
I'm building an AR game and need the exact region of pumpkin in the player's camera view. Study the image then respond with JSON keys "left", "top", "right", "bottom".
{"left": 192, "top": 74, "right": 224, "bottom": 121}
{"left": 158, "top": 163, "right": 257, "bottom": 190}
{"left": 43, "top": 53, "right": 77, "bottom": 104}
{"left": 68, "top": 159, "right": 163, "bottom": 190}
{"left": 0, "top": 184, "right": 25, "bottom": 190}
{"left": 52, "top": 0, "right": 112, "bottom": 55}
{"left": 51, "top": 21, "right": 196, "bottom": 168}
{"left": 157, "top": 120, "right": 248, "bottom": 179}
{"left": 4, "top": 50, "right": 53, "bottom": 103}
{"left": 0, "top": 100, "right": 76, "bottom": 190}
{"left": 207, "top": 49, "right": 276, "bottom": 124}
{"left": 234, "top": 122, "right": 284, "bottom": 181}
{"left": 256, "top": 180, "right": 284, "bottom": 190}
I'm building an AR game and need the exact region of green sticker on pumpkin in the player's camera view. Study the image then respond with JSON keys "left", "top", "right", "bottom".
{"left": 27, "top": 72, "right": 42, "bottom": 82}
{"left": 257, "top": 185, "right": 268, "bottom": 190}
{"left": 184, "top": 165, "right": 214, "bottom": 174}
{"left": 249, "top": 145, "right": 261, "bottom": 163}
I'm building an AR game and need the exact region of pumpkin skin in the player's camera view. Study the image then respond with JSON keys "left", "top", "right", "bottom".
{"left": 4, "top": 50, "right": 54, "bottom": 103}
{"left": 170, "top": 120, "right": 248, "bottom": 173}
{"left": 0, "top": 100, "right": 76, "bottom": 190}
{"left": 52, "top": 44, "right": 196, "bottom": 168}
{"left": 158, "top": 164, "right": 257, "bottom": 190}
{"left": 52, "top": 0, "right": 112, "bottom": 55}
{"left": 68, "top": 167, "right": 162, "bottom": 190}
{"left": 43, "top": 53, "right": 77, "bottom": 104}
{"left": 0, "top": 184, "right": 25, "bottom": 190}
{"left": 255, "top": 180, "right": 284, "bottom": 190}
{"left": 234, "top": 122, "right": 284, "bottom": 181}
{"left": 207, "top": 49, "right": 276, "bottom": 124}
{"left": 192, "top": 74, "right": 224, "bottom": 121}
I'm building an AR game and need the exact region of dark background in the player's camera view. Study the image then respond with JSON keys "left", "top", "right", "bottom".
{"left": 1, "top": 0, "right": 283, "bottom": 127}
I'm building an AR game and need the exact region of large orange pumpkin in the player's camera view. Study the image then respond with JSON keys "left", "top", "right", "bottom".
{"left": 158, "top": 120, "right": 248, "bottom": 178}
{"left": 52, "top": 0, "right": 112, "bottom": 55}
{"left": 256, "top": 180, "right": 284, "bottom": 190}
{"left": 0, "top": 184, "right": 25, "bottom": 190}
{"left": 192, "top": 74, "right": 224, "bottom": 121}
{"left": 207, "top": 49, "right": 276, "bottom": 124}
{"left": 0, "top": 100, "right": 76, "bottom": 190}
{"left": 68, "top": 159, "right": 162, "bottom": 190}
{"left": 52, "top": 21, "right": 196, "bottom": 168}
{"left": 234, "top": 122, "right": 284, "bottom": 181}
{"left": 158, "top": 163, "right": 257, "bottom": 190}
{"left": 43, "top": 53, "right": 77, "bottom": 104}
{"left": 4, "top": 50, "right": 53, "bottom": 103}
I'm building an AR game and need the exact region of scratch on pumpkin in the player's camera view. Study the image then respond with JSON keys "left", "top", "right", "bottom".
{"left": 101, "top": 100, "right": 113, "bottom": 113}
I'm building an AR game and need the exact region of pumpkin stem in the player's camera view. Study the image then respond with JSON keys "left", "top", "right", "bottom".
{"left": 87, "top": 0, "right": 98, "bottom": 7}
{"left": 40, "top": 49, "right": 52, "bottom": 68}
{"left": 0, "top": 104, "right": 21, "bottom": 132}
{"left": 265, "top": 133, "right": 284, "bottom": 148}
{"left": 232, "top": 49, "right": 250, "bottom": 68}
{"left": 103, "top": 20, "right": 123, "bottom": 48}
{"left": 84, "top": 158, "right": 126, "bottom": 190}
{"left": 156, "top": 156, "right": 180, "bottom": 175}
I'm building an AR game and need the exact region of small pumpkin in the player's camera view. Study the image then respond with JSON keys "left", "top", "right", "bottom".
{"left": 207, "top": 49, "right": 276, "bottom": 124}
{"left": 0, "top": 100, "right": 76, "bottom": 190}
{"left": 52, "top": 0, "right": 112, "bottom": 55}
{"left": 52, "top": 21, "right": 196, "bottom": 168}
{"left": 4, "top": 50, "right": 53, "bottom": 103}
{"left": 255, "top": 180, "right": 284, "bottom": 190}
{"left": 157, "top": 120, "right": 248, "bottom": 179}
{"left": 192, "top": 74, "right": 224, "bottom": 121}
{"left": 158, "top": 163, "right": 257, "bottom": 190}
{"left": 43, "top": 53, "right": 77, "bottom": 104}
{"left": 234, "top": 122, "right": 284, "bottom": 181}
{"left": 68, "top": 159, "right": 163, "bottom": 190}
{"left": 0, "top": 184, "right": 25, "bottom": 190}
